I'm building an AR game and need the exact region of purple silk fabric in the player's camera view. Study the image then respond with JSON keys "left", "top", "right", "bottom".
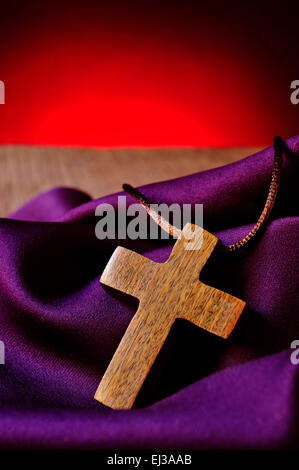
{"left": 0, "top": 137, "right": 298, "bottom": 449}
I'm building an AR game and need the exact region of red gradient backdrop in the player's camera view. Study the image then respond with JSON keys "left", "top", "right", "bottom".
{"left": 0, "top": 1, "right": 298, "bottom": 147}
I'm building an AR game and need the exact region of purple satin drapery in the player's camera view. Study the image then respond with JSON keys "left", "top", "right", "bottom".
{"left": 0, "top": 137, "right": 298, "bottom": 449}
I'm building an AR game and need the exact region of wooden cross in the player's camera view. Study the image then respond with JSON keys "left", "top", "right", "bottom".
{"left": 95, "top": 224, "right": 245, "bottom": 409}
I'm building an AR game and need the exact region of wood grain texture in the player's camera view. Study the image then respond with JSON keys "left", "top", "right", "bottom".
{"left": 0, "top": 145, "right": 260, "bottom": 217}
{"left": 95, "top": 224, "right": 246, "bottom": 409}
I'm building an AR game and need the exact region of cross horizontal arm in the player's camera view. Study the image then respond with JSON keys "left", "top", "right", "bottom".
{"left": 100, "top": 247, "right": 156, "bottom": 299}
{"left": 182, "top": 283, "right": 246, "bottom": 338}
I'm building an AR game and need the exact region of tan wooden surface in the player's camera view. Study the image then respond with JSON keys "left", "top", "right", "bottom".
{"left": 0, "top": 146, "right": 259, "bottom": 217}
{"left": 95, "top": 224, "right": 246, "bottom": 409}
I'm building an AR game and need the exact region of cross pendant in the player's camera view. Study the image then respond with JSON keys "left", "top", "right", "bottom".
{"left": 95, "top": 224, "right": 246, "bottom": 409}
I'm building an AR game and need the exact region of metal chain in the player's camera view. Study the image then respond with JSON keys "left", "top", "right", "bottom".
{"left": 123, "top": 136, "right": 285, "bottom": 254}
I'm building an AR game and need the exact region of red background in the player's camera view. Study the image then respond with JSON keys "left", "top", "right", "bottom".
{"left": 0, "top": 1, "right": 298, "bottom": 148}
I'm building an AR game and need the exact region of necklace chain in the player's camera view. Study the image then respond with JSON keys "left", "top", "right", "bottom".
{"left": 123, "top": 137, "right": 285, "bottom": 254}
